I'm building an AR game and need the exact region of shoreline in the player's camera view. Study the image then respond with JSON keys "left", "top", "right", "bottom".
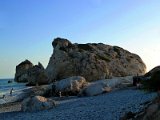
{"left": 0, "top": 88, "right": 157, "bottom": 120}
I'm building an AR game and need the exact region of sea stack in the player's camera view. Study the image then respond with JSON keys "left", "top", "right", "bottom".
{"left": 46, "top": 37, "right": 146, "bottom": 82}
{"left": 14, "top": 60, "right": 33, "bottom": 82}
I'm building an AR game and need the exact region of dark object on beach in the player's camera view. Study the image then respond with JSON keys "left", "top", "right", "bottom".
{"left": 120, "top": 111, "right": 136, "bottom": 120}
{"left": 133, "top": 75, "right": 150, "bottom": 86}
{"left": 10, "top": 88, "right": 13, "bottom": 96}
{"left": 51, "top": 83, "right": 56, "bottom": 96}
{"left": 133, "top": 76, "right": 144, "bottom": 86}
{"left": 8, "top": 80, "right": 12, "bottom": 83}
{"left": 3, "top": 95, "right": 5, "bottom": 98}
{"left": 142, "top": 71, "right": 160, "bottom": 91}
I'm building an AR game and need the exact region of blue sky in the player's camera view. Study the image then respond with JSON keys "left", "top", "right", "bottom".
{"left": 0, "top": 0, "right": 160, "bottom": 78}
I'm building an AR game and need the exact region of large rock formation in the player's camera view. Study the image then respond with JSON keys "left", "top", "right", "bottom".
{"left": 15, "top": 60, "right": 49, "bottom": 85}
{"left": 26, "top": 63, "right": 49, "bottom": 86}
{"left": 14, "top": 60, "right": 33, "bottom": 82}
{"left": 46, "top": 38, "right": 146, "bottom": 82}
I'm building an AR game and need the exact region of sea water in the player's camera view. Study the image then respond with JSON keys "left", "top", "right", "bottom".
{"left": 0, "top": 79, "right": 27, "bottom": 97}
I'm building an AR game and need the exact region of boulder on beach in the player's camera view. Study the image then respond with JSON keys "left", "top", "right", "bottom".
{"left": 79, "top": 76, "right": 133, "bottom": 96}
{"left": 79, "top": 81, "right": 111, "bottom": 96}
{"left": 105, "top": 76, "right": 133, "bottom": 88}
{"left": 14, "top": 60, "right": 33, "bottom": 82}
{"left": 54, "top": 76, "right": 87, "bottom": 96}
{"left": 21, "top": 96, "right": 56, "bottom": 112}
{"left": 46, "top": 37, "right": 146, "bottom": 82}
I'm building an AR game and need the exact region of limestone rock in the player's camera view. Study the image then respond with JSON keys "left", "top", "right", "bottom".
{"left": 15, "top": 60, "right": 49, "bottom": 85}
{"left": 31, "top": 85, "right": 52, "bottom": 97}
{"left": 14, "top": 60, "right": 33, "bottom": 82}
{"left": 80, "top": 76, "right": 133, "bottom": 96}
{"left": 54, "top": 76, "right": 87, "bottom": 96}
{"left": 46, "top": 38, "right": 146, "bottom": 82}
{"left": 38, "top": 62, "right": 45, "bottom": 70}
{"left": 27, "top": 64, "right": 49, "bottom": 86}
{"left": 79, "top": 81, "right": 110, "bottom": 96}
{"left": 105, "top": 76, "right": 133, "bottom": 88}
{"left": 21, "top": 96, "right": 56, "bottom": 112}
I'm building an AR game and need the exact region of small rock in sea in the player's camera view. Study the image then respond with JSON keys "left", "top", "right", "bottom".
{"left": 8, "top": 80, "right": 12, "bottom": 83}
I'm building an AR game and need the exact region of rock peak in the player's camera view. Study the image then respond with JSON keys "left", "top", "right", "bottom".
{"left": 52, "top": 37, "right": 72, "bottom": 48}
{"left": 18, "top": 59, "right": 33, "bottom": 66}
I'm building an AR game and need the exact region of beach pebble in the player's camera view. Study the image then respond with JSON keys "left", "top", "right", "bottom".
{"left": 0, "top": 88, "right": 157, "bottom": 120}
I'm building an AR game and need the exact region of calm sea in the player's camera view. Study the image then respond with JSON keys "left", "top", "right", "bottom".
{"left": 0, "top": 79, "right": 26, "bottom": 96}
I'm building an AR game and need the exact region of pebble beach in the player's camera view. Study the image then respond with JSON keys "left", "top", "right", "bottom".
{"left": 0, "top": 88, "right": 157, "bottom": 120}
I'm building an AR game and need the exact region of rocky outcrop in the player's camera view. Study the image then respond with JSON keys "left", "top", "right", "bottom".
{"left": 14, "top": 60, "right": 33, "bottom": 82}
{"left": 26, "top": 65, "right": 49, "bottom": 86}
{"left": 135, "top": 66, "right": 160, "bottom": 91}
{"left": 21, "top": 96, "right": 56, "bottom": 112}
{"left": 135, "top": 96, "right": 160, "bottom": 120}
{"left": 144, "top": 66, "right": 160, "bottom": 77}
{"left": 14, "top": 60, "right": 49, "bottom": 85}
{"left": 46, "top": 38, "right": 146, "bottom": 82}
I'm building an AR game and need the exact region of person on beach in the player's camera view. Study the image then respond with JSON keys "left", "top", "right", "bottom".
{"left": 3, "top": 95, "right": 5, "bottom": 99}
{"left": 10, "top": 88, "right": 13, "bottom": 96}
